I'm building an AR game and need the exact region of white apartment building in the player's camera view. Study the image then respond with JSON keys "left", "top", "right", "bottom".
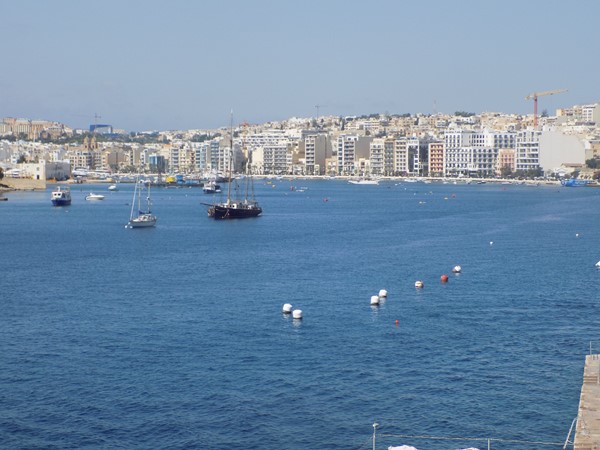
{"left": 515, "top": 130, "right": 541, "bottom": 172}
{"left": 393, "top": 137, "right": 420, "bottom": 175}
{"left": 304, "top": 134, "right": 329, "bottom": 175}
{"left": 369, "top": 138, "right": 385, "bottom": 176}
{"left": 337, "top": 135, "right": 372, "bottom": 175}
{"left": 444, "top": 130, "right": 516, "bottom": 177}
{"left": 337, "top": 135, "right": 359, "bottom": 175}
{"left": 261, "top": 143, "right": 289, "bottom": 175}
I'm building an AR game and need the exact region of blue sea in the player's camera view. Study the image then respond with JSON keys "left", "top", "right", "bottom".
{"left": 1, "top": 180, "right": 600, "bottom": 449}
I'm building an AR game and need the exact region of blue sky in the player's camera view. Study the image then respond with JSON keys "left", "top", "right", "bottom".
{"left": 1, "top": 0, "right": 597, "bottom": 131}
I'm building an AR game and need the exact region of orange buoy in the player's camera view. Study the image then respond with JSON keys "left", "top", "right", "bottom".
{"left": 395, "top": 319, "right": 399, "bottom": 326}
{"left": 440, "top": 274, "right": 449, "bottom": 283}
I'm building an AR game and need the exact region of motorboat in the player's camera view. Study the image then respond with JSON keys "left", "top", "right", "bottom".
{"left": 203, "top": 180, "right": 222, "bottom": 194}
{"left": 348, "top": 178, "right": 379, "bottom": 185}
{"left": 85, "top": 193, "right": 105, "bottom": 201}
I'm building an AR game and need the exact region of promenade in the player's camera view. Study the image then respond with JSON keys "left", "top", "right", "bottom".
{"left": 575, "top": 354, "right": 600, "bottom": 449}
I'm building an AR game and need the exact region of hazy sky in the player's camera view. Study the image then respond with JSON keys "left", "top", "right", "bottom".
{"left": 1, "top": 0, "right": 597, "bottom": 131}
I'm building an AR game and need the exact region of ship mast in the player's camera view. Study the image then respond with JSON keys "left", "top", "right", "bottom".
{"left": 226, "top": 111, "right": 233, "bottom": 206}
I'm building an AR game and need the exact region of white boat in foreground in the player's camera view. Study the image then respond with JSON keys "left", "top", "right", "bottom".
{"left": 85, "top": 193, "right": 105, "bottom": 201}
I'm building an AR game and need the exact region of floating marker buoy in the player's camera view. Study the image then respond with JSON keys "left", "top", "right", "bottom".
{"left": 370, "top": 295, "right": 380, "bottom": 306}
{"left": 395, "top": 319, "right": 399, "bottom": 326}
{"left": 415, "top": 280, "right": 424, "bottom": 288}
{"left": 452, "top": 265, "right": 462, "bottom": 273}
{"left": 440, "top": 274, "right": 449, "bottom": 283}
{"left": 490, "top": 241, "right": 494, "bottom": 245}
{"left": 378, "top": 289, "right": 388, "bottom": 298}
{"left": 596, "top": 261, "right": 600, "bottom": 268}
{"left": 576, "top": 233, "right": 580, "bottom": 238}
{"left": 292, "top": 309, "right": 302, "bottom": 319}
{"left": 282, "top": 303, "right": 293, "bottom": 314}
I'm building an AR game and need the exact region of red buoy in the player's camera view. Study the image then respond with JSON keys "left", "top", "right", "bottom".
{"left": 395, "top": 319, "right": 399, "bottom": 326}
{"left": 440, "top": 274, "right": 449, "bottom": 283}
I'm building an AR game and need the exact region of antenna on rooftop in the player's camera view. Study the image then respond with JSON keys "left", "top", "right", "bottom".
{"left": 93, "top": 113, "right": 102, "bottom": 133}
{"left": 315, "top": 104, "right": 326, "bottom": 127}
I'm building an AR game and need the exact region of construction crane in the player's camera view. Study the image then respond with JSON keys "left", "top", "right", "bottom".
{"left": 524, "top": 89, "right": 567, "bottom": 127}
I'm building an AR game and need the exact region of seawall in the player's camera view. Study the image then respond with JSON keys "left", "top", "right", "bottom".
{"left": 0, "top": 178, "right": 47, "bottom": 190}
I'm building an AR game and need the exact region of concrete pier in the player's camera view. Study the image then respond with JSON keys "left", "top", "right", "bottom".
{"left": 575, "top": 354, "right": 600, "bottom": 450}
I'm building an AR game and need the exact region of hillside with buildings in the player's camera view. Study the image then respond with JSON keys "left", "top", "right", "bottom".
{"left": 1, "top": 102, "right": 600, "bottom": 186}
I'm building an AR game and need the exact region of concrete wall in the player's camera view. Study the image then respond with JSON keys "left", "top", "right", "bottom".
{"left": 0, "top": 177, "right": 46, "bottom": 190}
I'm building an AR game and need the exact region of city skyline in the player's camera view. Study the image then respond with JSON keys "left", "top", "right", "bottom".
{"left": 2, "top": 0, "right": 598, "bottom": 131}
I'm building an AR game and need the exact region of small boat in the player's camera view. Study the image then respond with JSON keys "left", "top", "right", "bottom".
{"left": 85, "top": 193, "right": 105, "bottom": 201}
{"left": 51, "top": 186, "right": 71, "bottom": 206}
{"left": 127, "top": 178, "right": 157, "bottom": 228}
{"left": 348, "top": 178, "right": 379, "bottom": 185}
{"left": 203, "top": 180, "right": 221, "bottom": 194}
{"left": 108, "top": 184, "right": 118, "bottom": 191}
{"left": 561, "top": 178, "right": 589, "bottom": 187}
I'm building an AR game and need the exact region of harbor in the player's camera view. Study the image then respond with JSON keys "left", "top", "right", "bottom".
{"left": 2, "top": 180, "right": 600, "bottom": 448}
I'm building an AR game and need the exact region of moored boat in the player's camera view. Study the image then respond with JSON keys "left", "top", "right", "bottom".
{"left": 205, "top": 113, "right": 262, "bottom": 220}
{"left": 51, "top": 186, "right": 71, "bottom": 206}
{"left": 203, "top": 180, "right": 221, "bottom": 194}
{"left": 127, "top": 178, "right": 157, "bottom": 228}
{"left": 85, "top": 193, "right": 105, "bottom": 201}
{"left": 348, "top": 178, "right": 379, "bottom": 185}
{"left": 561, "top": 178, "right": 589, "bottom": 187}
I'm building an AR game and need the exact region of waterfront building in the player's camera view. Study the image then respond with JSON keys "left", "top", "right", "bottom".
{"left": 261, "top": 143, "right": 289, "bottom": 175}
{"left": 444, "top": 130, "right": 516, "bottom": 177}
{"left": 382, "top": 138, "right": 395, "bottom": 176}
{"left": 336, "top": 135, "right": 358, "bottom": 175}
{"left": 393, "top": 137, "right": 417, "bottom": 175}
{"left": 149, "top": 154, "right": 167, "bottom": 174}
{"left": 369, "top": 138, "right": 384, "bottom": 176}
{"left": 303, "top": 133, "right": 330, "bottom": 175}
{"left": 428, "top": 141, "right": 444, "bottom": 176}
{"left": 515, "top": 130, "right": 541, "bottom": 173}
{"left": 496, "top": 149, "right": 516, "bottom": 175}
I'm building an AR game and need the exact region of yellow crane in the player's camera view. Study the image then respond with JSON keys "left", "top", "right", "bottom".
{"left": 525, "top": 89, "right": 567, "bottom": 127}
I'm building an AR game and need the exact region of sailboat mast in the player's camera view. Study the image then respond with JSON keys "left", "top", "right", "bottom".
{"left": 129, "top": 179, "right": 137, "bottom": 220}
{"left": 226, "top": 111, "right": 233, "bottom": 205}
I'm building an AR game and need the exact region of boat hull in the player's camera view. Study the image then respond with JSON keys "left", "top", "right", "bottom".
{"left": 208, "top": 204, "right": 262, "bottom": 219}
{"left": 51, "top": 198, "right": 71, "bottom": 206}
{"left": 127, "top": 214, "right": 157, "bottom": 228}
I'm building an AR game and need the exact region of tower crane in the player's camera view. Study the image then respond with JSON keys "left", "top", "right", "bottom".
{"left": 524, "top": 89, "right": 567, "bottom": 127}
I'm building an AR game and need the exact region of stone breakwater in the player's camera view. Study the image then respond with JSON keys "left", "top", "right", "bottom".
{"left": 0, "top": 178, "right": 46, "bottom": 190}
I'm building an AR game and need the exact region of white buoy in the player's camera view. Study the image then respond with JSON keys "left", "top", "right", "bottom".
{"left": 490, "top": 241, "right": 494, "bottom": 245}
{"left": 282, "top": 303, "right": 293, "bottom": 314}
{"left": 596, "top": 261, "right": 600, "bottom": 268}
{"left": 414, "top": 280, "right": 424, "bottom": 288}
{"left": 292, "top": 309, "right": 302, "bottom": 319}
{"left": 370, "top": 295, "right": 380, "bottom": 306}
{"left": 378, "top": 289, "right": 388, "bottom": 298}
{"left": 576, "top": 233, "right": 580, "bottom": 238}
{"left": 452, "top": 265, "right": 462, "bottom": 273}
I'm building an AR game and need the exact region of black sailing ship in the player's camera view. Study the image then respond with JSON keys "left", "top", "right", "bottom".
{"left": 206, "top": 116, "right": 262, "bottom": 220}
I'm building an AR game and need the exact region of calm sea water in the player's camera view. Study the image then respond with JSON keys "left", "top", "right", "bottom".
{"left": 1, "top": 180, "right": 600, "bottom": 449}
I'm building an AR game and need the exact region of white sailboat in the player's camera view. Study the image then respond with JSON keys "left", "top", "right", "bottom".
{"left": 126, "top": 179, "right": 157, "bottom": 228}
